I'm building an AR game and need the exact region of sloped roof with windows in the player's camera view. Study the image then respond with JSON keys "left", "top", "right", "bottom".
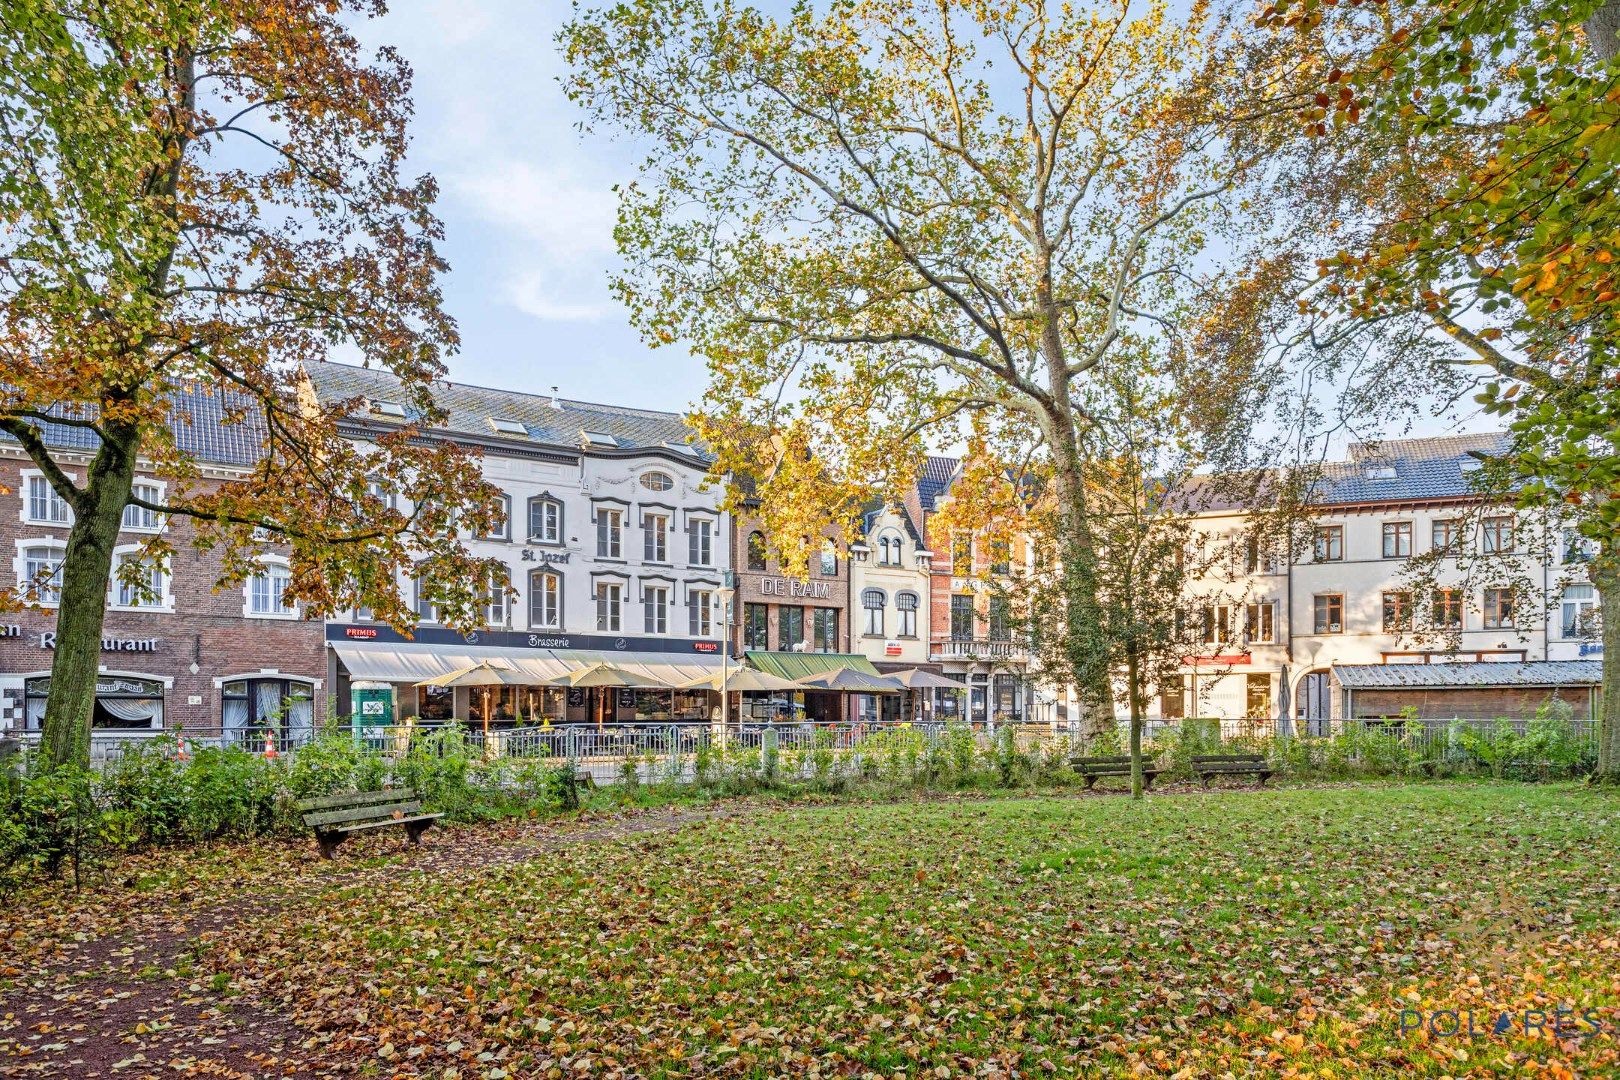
{"left": 1317, "top": 431, "right": 1511, "bottom": 505}
{"left": 302, "top": 361, "right": 709, "bottom": 462}
{"left": 0, "top": 386, "right": 269, "bottom": 467}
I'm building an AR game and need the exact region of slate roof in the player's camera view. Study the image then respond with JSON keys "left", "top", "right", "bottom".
{"left": 1316, "top": 431, "right": 1510, "bottom": 505}
{"left": 918, "top": 455, "right": 959, "bottom": 509}
{"left": 302, "top": 361, "right": 707, "bottom": 460}
{"left": 0, "top": 386, "right": 268, "bottom": 468}
{"left": 1333, "top": 660, "right": 1602, "bottom": 690}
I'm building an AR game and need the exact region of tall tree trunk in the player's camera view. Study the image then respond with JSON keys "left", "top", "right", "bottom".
{"left": 1125, "top": 648, "right": 1145, "bottom": 800}
{"left": 1049, "top": 453, "right": 1113, "bottom": 747}
{"left": 40, "top": 427, "right": 140, "bottom": 770}
{"left": 1586, "top": 0, "right": 1620, "bottom": 62}
{"left": 1592, "top": 552, "right": 1620, "bottom": 781}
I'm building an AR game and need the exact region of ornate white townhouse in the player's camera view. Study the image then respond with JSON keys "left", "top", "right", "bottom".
{"left": 847, "top": 497, "right": 935, "bottom": 721}
{"left": 1169, "top": 432, "right": 1602, "bottom": 726}
{"left": 303, "top": 362, "right": 732, "bottom": 728}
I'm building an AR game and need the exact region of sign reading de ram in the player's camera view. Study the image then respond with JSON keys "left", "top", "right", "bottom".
{"left": 758, "top": 578, "right": 832, "bottom": 599}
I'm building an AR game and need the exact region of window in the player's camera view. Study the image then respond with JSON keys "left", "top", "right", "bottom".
{"left": 26, "top": 675, "right": 164, "bottom": 732}
{"left": 1246, "top": 674, "right": 1272, "bottom": 719}
{"left": 897, "top": 592, "right": 919, "bottom": 637}
{"left": 414, "top": 570, "right": 439, "bottom": 624}
{"left": 1245, "top": 601, "right": 1275, "bottom": 644}
{"left": 25, "top": 475, "right": 70, "bottom": 525}
{"left": 778, "top": 606, "right": 805, "bottom": 651}
{"left": 529, "top": 570, "right": 561, "bottom": 629}
{"left": 988, "top": 596, "right": 1011, "bottom": 642}
{"left": 1382, "top": 521, "right": 1412, "bottom": 559}
{"left": 364, "top": 476, "right": 395, "bottom": 511}
{"left": 989, "top": 539, "right": 1011, "bottom": 575}
{"left": 812, "top": 608, "right": 839, "bottom": 652}
{"left": 594, "top": 581, "right": 623, "bottom": 632}
{"left": 123, "top": 482, "right": 162, "bottom": 531}
{"left": 643, "top": 584, "right": 669, "bottom": 634}
{"left": 1432, "top": 518, "right": 1461, "bottom": 553}
{"left": 878, "top": 533, "right": 902, "bottom": 566}
{"left": 112, "top": 551, "right": 168, "bottom": 609}
{"left": 862, "top": 588, "right": 885, "bottom": 636}
{"left": 489, "top": 417, "right": 527, "bottom": 436}
{"left": 417, "top": 684, "right": 454, "bottom": 721}
{"left": 1563, "top": 529, "right": 1595, "bottom": 564}
{"left": 1203, "top": 604, "right": 1236, "bottom": 644}
{"left": 688, "top": 588, "right": 713, "bottom": 636}
{"left": 639, "top": 471, "right": 674, "bottom": 492}
{"left": 1432, "top": 587, "right": 1463, "bottom": 629}
{"left": 746, "top": 531, "right": 767, "bottom": 571}
{"left": 486, "top": 494, "right": 511, "bottom": 541}
{"left": 1160, "top": 675, "right": 1188, "bottom": 719}
{"left": 950, "top": 594, "right": 976, "bottom": 640}
{"left": 485, "top": 566, "right": 510, "bottom": 627}
{"left": 1483, "top": 587, "right": 1515, "bottom": 629}
{"left": 1482, "top": 516, "right": 1515, "bottom": 554}
{"left": 1314, "top": 525, "right": 1343, "bottom": 562}
{"left": 643, "top": 512, "right": 669, "bottom": 562}
{"left": 527, "top": 496, "right": 562, "bottom": 544}
{"left": 1561, "top": 583, "right": 1596, "bottom": 638}
{"left": 596, "top": 506, "right": 623, "bottom": 558}
{"left": 20, "top": 544, "right": 64, "bottom": 604}
{"left": 1382, "top": 590, "right": 1413, "bottom": 632}
{"left": 1243, "top": 536, "right": 1278, "bottom": 576}
{"left": 818, "top": 546, "right": 837, "bottom": 576}
{"left": 223, "top": 677, "right": 313, "bottom": 739}
{"left": 249, "top": 561, "right": 294, "bottom": 617}
{"left": 743, "top": 602, "right": 769, "bottom": 648}
{"left": 1313, "top": 594, "right": 1343, "bottom": 634}
{"left": 688, "top": 518, "right": 713, "bottom": 566}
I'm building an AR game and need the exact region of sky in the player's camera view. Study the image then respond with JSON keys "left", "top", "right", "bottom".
{"left": 349, "top": 1, "right": 703, "bottom": 410}
{"left": 351, "top": 1, "right": 1482, "bottom": 450}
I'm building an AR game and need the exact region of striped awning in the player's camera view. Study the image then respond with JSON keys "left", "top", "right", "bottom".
{"left": 744, "top": 652, "right": 882, "bottom": 680}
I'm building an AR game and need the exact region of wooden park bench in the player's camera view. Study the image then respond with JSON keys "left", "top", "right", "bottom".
{"left": 1191, "top": 753, "right": 1273, "bottom": 788}
{"left": 1070, "top": 754, "right": 1162, "bottom": 790}
{"left": 297, "top": 789, "right": 443, "bottom": 859}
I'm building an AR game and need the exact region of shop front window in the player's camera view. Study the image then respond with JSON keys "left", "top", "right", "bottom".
{"left": 222, "top": 677, "right": 313, "bottom": 740}
{"left": 416, "top": 684, "right": 454, "bottom": 721}
{"left": 812, "top": 607, "right": 838, "bottom": 652}
{"left": 743, "top": 602, "right": 769, "bottom": 648}
{"left": 992, "top": 674, "right": 1021, "bottom": 721}
{"left": 779, "top": 605, "right": 805, "bottom": 651}
{"left": 25, "top": 675, "right": 165, "bottom": 731}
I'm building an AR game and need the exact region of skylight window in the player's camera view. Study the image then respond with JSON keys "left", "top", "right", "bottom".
{"left": 1459, "top": 458, "right": 1484, "bottom": 473}
{"left": 581, "top": 430, "right": 619, "bottom": 447}
{"left": 1365, "top": 465, "right": 1398, "bottom": 481}
{"left": 369, "top": 399, "right": 407, "bottom": 419}
{"left": 489, "top": 417, "right": 527, "bottom": 436}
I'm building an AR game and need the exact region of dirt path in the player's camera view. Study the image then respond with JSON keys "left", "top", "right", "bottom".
{"left": 0, "top": 805, "right": 740, "bottom": 1079}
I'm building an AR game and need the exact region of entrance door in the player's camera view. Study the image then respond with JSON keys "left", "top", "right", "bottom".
{"left": 1302, "top": 671, "right": 1331, "bottom": 735}
{"left": 970, "top": 686, "right": 987, "bottom": 724}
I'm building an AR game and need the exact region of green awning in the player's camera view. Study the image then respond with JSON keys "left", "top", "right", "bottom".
{"left": 744, "top": 652, "right": 882, "bottom": 681}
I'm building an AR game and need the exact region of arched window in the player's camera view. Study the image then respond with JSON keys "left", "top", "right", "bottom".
{"left": 819, "top": 543, "right": 837, "bottom": 576}
{"left": 529, "top": 569, "right": 562, "bottom": 629}
{"left": 896, "top": 591, "right": 919, "bottom": 637}
{"left": 862, "top": 588, "right": 886, "bottom": 637}
{"left": 878, "top": 533, "right": 903, "bottom": 566}
{"left": 527, "top": 495, "right": 563, "bottom": 544}
{"left": 746, "top": 531, "right": 768, "bottom": 571}
{"left": 245, "top": 557, "right": 295, "bottom": 618}
{"left": 17, "top": 540, "right": 66, "bottom": 605}
{"left": 111, "top": 547, "right": 171, "bottom": 610}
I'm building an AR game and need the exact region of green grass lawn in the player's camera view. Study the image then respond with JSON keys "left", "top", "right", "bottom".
{"left": 186, "top": 783, "right": 1620, "bottom": 1078}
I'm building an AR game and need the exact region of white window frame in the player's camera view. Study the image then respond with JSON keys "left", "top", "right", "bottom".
{"left": 1561, "top": 583, "right": 1596, "bottom": 639}
{"left": 243, "top": 555, "right": 297, "bottom": 619}
{"left": 596, "top": 506, "right": 624, "bottom": 559}
{"left": 122, "top": 479, "right": 167, "bottom": 533}
{"left": 643, "top": 583, "right": 670, "bottom": 634}
{"left": 529, "top": 569, "right": 563, "bottom": 630}
{"left": 595, "top": 580, "right": 623, "bottom": 632}
{"left": 486, "top": 493, "right": 512, "bottom": 542}
{"left": 688, "top": 515, "right": 714, "bottom": 567}
{"left": 486, "top": 565, "right": 511, "bottom": 627}
{"left": 14, "top": 539, "right": 67, "bottom": 607}
{"left": 109, "top": 545, "right": 174, "bottom": 612}
{"left": 688, "top": 586, "right": 714, "bottom": 637}
{"left": 528, "top": 495, "right": 563, "bottom": 545}
{"left": 896, "top": 591, "right": 919, "bottom": 638}
{"left": 20, "top": 470, "right": 76, "bottom": 527}
{"left": 643, "top": 511, "right": 670, "bottom": 563}
{"left": 862, "top": 588, "right": 885, "bottom": 637}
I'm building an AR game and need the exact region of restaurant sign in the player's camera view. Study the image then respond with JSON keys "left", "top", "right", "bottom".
{"left": 37, "top": 632, "right": 159, "bottom": 653}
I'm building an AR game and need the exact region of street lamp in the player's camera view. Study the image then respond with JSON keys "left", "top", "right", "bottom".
{"left": 715, "top": 584, "right": 735, "bottom": 745}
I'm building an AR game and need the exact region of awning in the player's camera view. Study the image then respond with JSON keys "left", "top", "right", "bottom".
{"left": 334, "top": 643, "right": 720, "bottom": 687}
{"left": 745, "top": 652, "right": 881, "bottom": 681}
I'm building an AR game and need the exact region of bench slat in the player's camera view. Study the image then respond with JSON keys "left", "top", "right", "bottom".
{"left": 331, "top": 812, "right": 443, "bottom": 835}
{"left": 1070, "top": 756, "right": 1133, "bottom": 766}
{"left": 1195, "top": 763, "right": 1271, "bottom": 772}
{"left": 304, "top": 801, "right": 422, "bottom": 828}
{"left": 1191, "top": 754, "right": 1266, "bottom": 763}
{"left": 1075, "top": 764, "right": 1162, "bottom": 774}
{"left": 296, "top": 789, "right": 417, "bottom": 812}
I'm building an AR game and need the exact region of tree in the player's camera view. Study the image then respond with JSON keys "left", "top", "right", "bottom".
{"left": 562, "top": 0, "right": 1312, "bottom": 739}
{"left": 0, "top": 1, "right": 502, "bottom": 769}
{"left": 1262, "top": 0, "right": 1620, "bottom": 776}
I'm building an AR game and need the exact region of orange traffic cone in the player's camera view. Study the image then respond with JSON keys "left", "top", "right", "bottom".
{"left": 175, "top": 734, "right": 190, "bottom": 762}
{"left": 262, "top": 731, "right": 278, "bottom": 760}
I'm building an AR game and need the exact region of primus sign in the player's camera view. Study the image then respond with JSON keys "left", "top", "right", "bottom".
{"left": 758, "top": 578, "right": 832, "bottom": 600}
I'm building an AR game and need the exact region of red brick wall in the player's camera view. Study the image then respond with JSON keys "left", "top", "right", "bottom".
{"left": 727, "top": 513, "right": 850, "bottom": 653}
{"left": 1349, "top": 686, "right": 1594, "bottom": 721}
{"left": 0, "top": 454, "right": 327, "bottom": 736}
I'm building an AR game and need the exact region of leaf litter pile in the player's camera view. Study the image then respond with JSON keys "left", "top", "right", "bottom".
{"left": 4, "top": 784, "right": 1619, "bottom": 1078}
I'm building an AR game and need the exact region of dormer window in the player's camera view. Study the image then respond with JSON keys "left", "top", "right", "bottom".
{"left": 369, "top": 399, "right": 407, "bottom": 419}
{"left": 1365, "top": 465, "right": 1397, "bottom": 481}
{"left": 489, "top": 417, "right": 527, "bottom": 436}
{"left": 640, "top": 470, "right": 674, "bottom": 492}
{"left": 581, "top": 430, "right": 619, "bottom": 448}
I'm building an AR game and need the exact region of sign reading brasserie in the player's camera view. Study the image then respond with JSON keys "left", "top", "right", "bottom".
{"left": 757, "top": 577, "right": 832, "bottom": 600}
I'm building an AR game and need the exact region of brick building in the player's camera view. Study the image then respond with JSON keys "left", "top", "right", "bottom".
{"left": 0, "top": 392, "right": 327, "bottom": 747}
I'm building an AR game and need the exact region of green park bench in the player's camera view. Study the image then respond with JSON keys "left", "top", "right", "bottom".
{"left": 297, "top": 789, "right": 443, "bottom": 859}
{"left": 1070, "top": 754, "right": 1162, "bottom": 790}
{"left": 1191, "top": 753, "right": 1273, "bottom": 788}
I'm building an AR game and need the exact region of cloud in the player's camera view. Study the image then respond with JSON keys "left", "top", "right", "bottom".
{"left": 504, "top": 265, "right": 618, "bottom": 323}
{"left": 450, "top": 161, "right": 618, "bottom": 258}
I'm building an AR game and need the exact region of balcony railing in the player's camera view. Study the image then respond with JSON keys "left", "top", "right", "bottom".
{"left": 930, "top": 637, "right": 1029, "bottom": 662}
